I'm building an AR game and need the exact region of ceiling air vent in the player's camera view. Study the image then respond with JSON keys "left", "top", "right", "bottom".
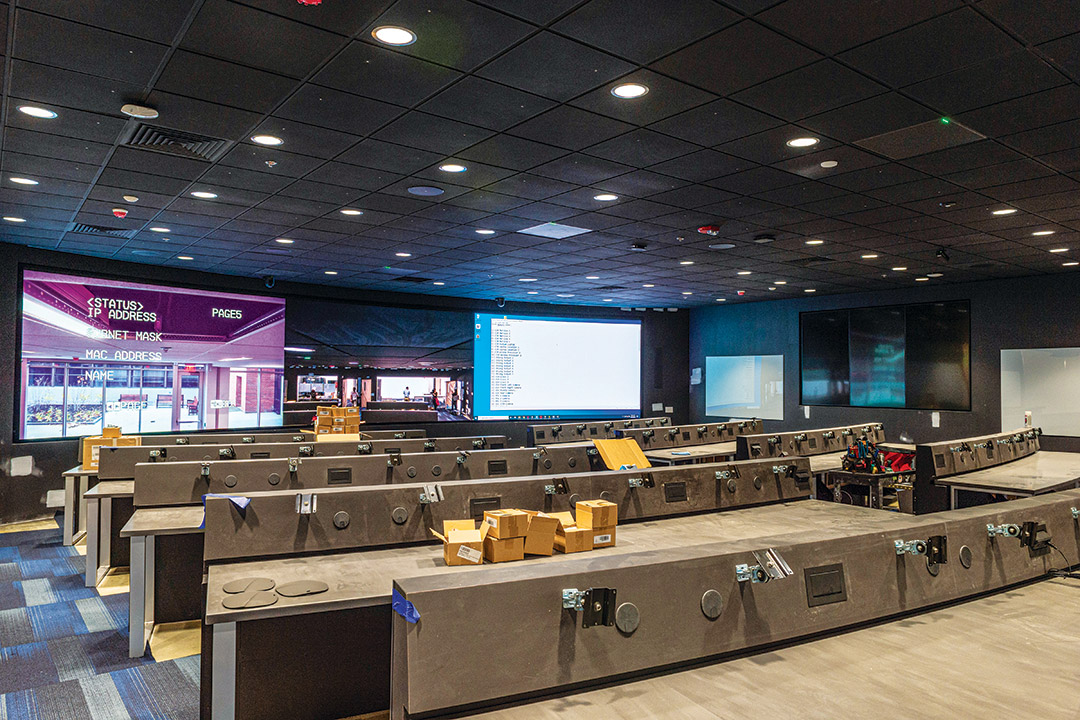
{"left": 596, "top": 285, "right": 626, "bottom": 291}
{"left": 789, "top": 256, "right": 834, "bottom": 268}
{"left": 393, "top": 276, "right": 434, "bottom": 284}
{"left": 69, "top": 223, "right": 138, "bottom": 239}
{"left": 122, "top": 123, "right": 232, "bottom": 162}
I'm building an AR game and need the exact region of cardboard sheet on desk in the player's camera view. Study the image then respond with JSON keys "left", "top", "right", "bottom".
{"left": 594, "top": 438, "right": 651, "bottom": 471}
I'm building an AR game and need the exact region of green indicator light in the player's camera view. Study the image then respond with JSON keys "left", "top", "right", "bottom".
{"left": 384, "top": 265, "right": 392, "bottom": 269}
{"left": 940, "top": 117, "right": 951, "bottom": 125}
{"left": 303, "top": 356, "right": 311, "bottom": 360}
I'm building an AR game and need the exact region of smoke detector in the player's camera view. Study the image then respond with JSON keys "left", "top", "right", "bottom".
{"left": 121, "top": 104, "right": 159, "bottom": 119}
{"left": 630, "top": 242, "right": 648, "bottom": 252}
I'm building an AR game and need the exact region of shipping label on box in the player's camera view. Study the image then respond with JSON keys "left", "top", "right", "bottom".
{"left": 482, "top": 509, "right": 530, "bottom": 539}
{"left": 576, "top": 499, "right": 618, "bottom": 529}
{"left": 317, "top": 406, "right": 334, "bottom": 417}
{"left": 592, "top": 527, "right": 616, "bottom": 548}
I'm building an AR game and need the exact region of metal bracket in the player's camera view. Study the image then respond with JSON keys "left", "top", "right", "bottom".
{"left": 1019, "top": 521, "right": 1051, "bottom": 551}
{"left": 1071, "top": 507, "right": 1078, "bottom": 520}
{"left": 576, "top": 424, "right": 587, "bottom": 434}
{"left": 562, "top": 587, "right": 617, "bottom": 628}
{"left": 298, "top": 445, "right": 314, "bottom": 457}
{"left": 472, "top": 439, "right": 487, "bottom": 450}
{"left": 357, "top": 443, "right": 373, "bottom": 455}
{"left": 456, "top": 450, "right": 471, "bottom": 465}
{"left": 288, "top": 458, "right": 299, "bottom": 474}
{"left": 387, "top": 451, "right": 403, "bottom": 467}
{"left": 200, "top": 462, "right": 210, "bottom": 478}
{"left": 772, "top": 464, "right": 792, "bottom": 476}
{"left": 895, "top": 539, "right": 928, "bottom": 556}
{"left": 419, "top": 484, "right": 443, "bottom": 504}
{"left": 423, "top": 441, "right": 437, "bottom": 452}
{"left": 242, "top": 436, "right": 254, "bottom": 444}
{"left": 895, "top": 535, "right": 947, "bottom": 564}
{"left": 715, "top": 470, "right": 732, "bottom": 481}
{"left": 767, "top": 436, "right": 781, "bottom": 446}
{"left": 736, "top": 549, "right": 792, "bottom": 584}
{"left": 295, "top": 493, "right": 317, "bottom": 515}
{"left": 586, "top": 448, "right": 599, "bottom": 456}
{"left": 292, "top": 435, "right": 306, "bottom": 442}
{"left": 148, "top": 448, "right": 166, "bottom": 461}
{"left": 175, "top": 438, "right": 189, "bottom": 445}
{"left": 696, "top": 425, "right": 708, "bottom": 435}
{"left": 793, "top": 433, "right": 807, "bottom": 442}
{"left": 551, "top": 425, "right": 562, "bottom": 435}
{"left": 603, "top": 422, "right": 614, "bottom": 432}
{"left": 218, "top": 447, "right": 236, "bottom": 460}
{"left": 987, "top": 523, "right": 1021, "bottom": 539}
{"left": 628, "top": 476, "right": 655, "bottom": 489}
{"left": 841, "top": 428, "right": 853, "bottom": 437}
{"left": 544, "top": 478, "right": 569, "bottom": 495}
{"left": 532, "top": 447, "right": 548, "bottom": 460}
{"left": 393, "top": 432, "right": 406, "bottom": 440}
{"left": 667, "top": 428, "right": 679, "bottom": 438}
{"left": 642, "top": 429, "right": 654, "bottom": 439}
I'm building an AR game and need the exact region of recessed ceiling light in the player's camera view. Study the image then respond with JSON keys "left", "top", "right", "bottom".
{"left": 709, "top": 243, "right": 735, "bottom": 250}
{"left": 716, "top": 298, "right": 726, "bottom": 302}
{"left": 805, "top": 239, "right": 824, "bottom": 245}
{"left": 768, "top": 287, "right": 776, "bottom": 291}
{"left": 526, "top": 291, "right": 539, "bottom": 295}
{"left": 602, "top": 298, "right": 613, "bottom": 302}
{"left": 191, "top": 191, "right": 217, "bottom": 199}
{"left": 149, "top": 227, "right": 170, "bottom": 233}
{"left": 372, "top": 26, "right": 416, "bottom": 45}
{"left": 284, "top": 347, "right": 314, "bottom": 353}
{"left": 915, "top": 277, "right": 929, "bottom": 282}
{"left": 804, "top": 288, "right": 816, "bottom": 293}
{"left": 682, "top": 292, "right": 693, "bottom": 295}
{"left": 519, "top": 278, "right": 538, "bottom": 282}
{"left": 340, "top": 209, "right": 363, "bottom": 216}
{"left": 557, "top": 293, "right": 575, "bottom": 298}
{"left": 774, "top": 280, "right": 787, "bottom": 285}
{"left": 585, "top": 275, "right": 600, "bottom": 279}
{"left": 176, "top": 256, "right": 193, "bottom": 261}
{"left": 10, "top": 177, "right": 38, "bottom": 185}
{"left": 121, "top": 104, "right": 158, "bottom": 119}
{"left": 786, "top": 137, "right": 819, "bottom": 148}
{"left": 395, "top": 252, "right": 412, "bottom": 257}
{"left": 408, "top": 186, "right": 443, "bottom": 196}
{"left": 275, "top": 238, "right": 294, "bottom": 244}
{"left": 927, "top": 272, "right": 943, "bottom": 278}
{"left": 475, "top": 229, "right": 495, "bottom": 235}
{"left": 611, "top": 83, "right": 649, "bottom": 99}
{"left": 1049, "top": 247, "right": 1069, "bottom": 253}
{"left": 991, "top": 208, "right": 1017, "bottom": 215}
{"left": 593, "top": 193, "right": 619, "bottom": 201}
{"left": 642, "top": 284, "right": 655, "bottom": 288}
{"left": 17, "top": 105, "right": 57, "bottom": 119}
{"left": 819, "top": 160, "right": 838, "bottom": 168}
{"left": 324, "top": 270, "right": 338, "bottom": 275}
{"left": 861, "top": 253, "right": 879, "bottom": 259}
{"left": 737, "top": 271, "right": 752, "bottom": 275}
{"left": 251, "top": 134, "right": 283, "bottom": 146}
{"left": 433, "top": 281, "right": 445, "bottom": 286}
{"left": 3, "top": 216, "right": 26, "bottom": 222}
{"left": 123, "top": 195, "right": 139, "bottom": 202}
{"left": 1032, "top": 230, "right": 1055, "bottom": 236}
{"left": 1063, "top": 261, "right": 1079, "bottom": 267}
{"left": 439, "top": 163, "right": 467, "bottom": 173}
{"left": 892, "top": 267, "right": 907, "bottom": 271}
{"left": 679, "top": 261, "right": 694, "bottom": 266}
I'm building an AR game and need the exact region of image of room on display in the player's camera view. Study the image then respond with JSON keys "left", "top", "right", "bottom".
{"left": 19, "top": 270, "right": 285, "bottom": 440}
{"left": 800, "top": 300, "right": 970, "bottom": 411}
{"left": 285, "top": 299, "right": 474, "bottom": 422}
{"left": 705, "top": 355, "right": 784, "bottom": 421}
{"left": 472, "top": 313, "right": 641, "bottom": 421}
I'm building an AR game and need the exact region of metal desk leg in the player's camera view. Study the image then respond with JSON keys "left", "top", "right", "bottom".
{"left": 211, "top": 622, "right": 237, "bottom": 720}
{"left": 950, "top": 487, "right": 958, "bottom": 511}
{"left": 129, "top": 535, "right": 155, "bottom": 658}
{"left": 63, "top": 475, "right": 75, "bottom": 546}
{"left": 78, "top": 475, "right": 89, "bottom": 542}
{"left": 85, "top": 497, "right": 112, "bottom": 588}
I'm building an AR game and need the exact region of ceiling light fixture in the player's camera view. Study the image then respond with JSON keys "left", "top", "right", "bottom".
{"left": 716, "top": 298, "right": 726, "bottom": 302}
{"left": 774, "top": 280, "right": 787, "bottom": 285}
{"left": 804, "top": 288, "right": 816, "bottom": 293}
{"left": 18, "top": 105, "right": 57, "bottom": 119}
{"left": 927, "top": 272, "right": 943, "bottom": 278}
{"left": 121, "top": 104, "right": 158, "bottom": 119}
{"left": 602, "top": 298, "right": 613, "bottom": 302}
{"left": 527, "top": 291, "right": 539, "bottom": 295}
{"left": 737, "top": 271, "right": 752, "bottom": 275}
{"left": 123, "top": 195, "right": 139, "bottom": 202}
{"left": 1064, "top": 261, "right": 1079, "bottom": 267}
{"left": 191, "top": 191, "right": 217, "bottom": 199}
{"left": 251, "top": 134, "right": 283, "bottom": 146}
{"left": 642, "top": 284, "right": 654, "bottom": 288}
{"left": 1033, "top": 230, "right": 1055, "bottom": 236}
{"left": 682, "top": 292, "right": 693, "bottom": 295}
{"left": 176, "top": 256, "right": 193, "bottom": 261}
{"left": 611, "top": 83, "right": 649, "bottom": 99}
{"left": 519, "top": 278, "right": 538, "bottom": 282}
{"left": 585, "top": 275, "right": 600, "bottom": 279}
{"left": 10, "top": 177, "right": 38, "bottom": 185}
{"left": 709, "top": 242, "right": 735, "bottom": 250}
{"left": 805, "top": 239, "right": 824, "bottom": 245}
{"left": 861, "top": 254, "right": 879, "bottom": 259}
{"left": 679, "top": 261, "right": 694, "bottom": 266}
{"left": 395, "top": 252, "right": 412, "bottom": 257}
{"left": 4, "top": 216, "right": 26, "bottom": 222}
{"left": 819, "top": 160, "right": 838, "bottom": 168}
{"left": 408, "top": 186, "right": 443, "bottom": 196}
{"left": 284, "top": 347, "right": 314, "bottom": 353}
{"left": 439, "top": 163, "right": 467, "bottom": 173}
{"left": 475, "top": 229, "right": 495, "bottom": 235}
{"left": 915, "top": 277, "right": 929, "bottom": 282}
{"left": 433, "top": 281, "right": 445, "bottom": 286}
{"left": 275, "top": 238, "right": 294, "bottom": 244}
{"left": 557, "top": 293, "right": 575, "bottom": 298}
{"left": 149, "top": 227, "right": 170, "bottom": 233}
{"left": 372, "top": 26, "right": 416, "bottom": 45}
{"left": 892, "top": 266, "right": 907, "bottom": 271}
{"left": 324, "top": 270, "right": 338, "bottom": 275}
{"left": 786, "top": 137, "right": 819, "bottom": 148}
{"left": 991, "top": 208, "right": 1017, "bottom": 215}
{"left": 340, "top": 209, "right": 363, "bottom": 216}
{"left": 1049, "top": 247, "right": 1069, "bottom": 253}
{"left": 593, "top": 193, "right": 619, "bottom": 201}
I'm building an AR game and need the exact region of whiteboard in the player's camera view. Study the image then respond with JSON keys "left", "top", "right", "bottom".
{"left": 1001, "top": 348, "right": 1080, "bottom": 436}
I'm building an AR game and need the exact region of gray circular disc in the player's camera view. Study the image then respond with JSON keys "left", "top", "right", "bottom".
{"left": 223, "top": 577, "right": 275, "bottom": 594}
{"left": 407, "top": 466, "right": 417, "bottom": 478}
{"left": 568, "top": 494, "right": 581, "bottom": 518}
{"left": 615, "top": 602, "right": 640, "bottom": 634}
{"left": 753, "top": 476, "right": 763, "bottom": 490}
{"left": 333, "top": 511, "right": 350, "bottom": 529}
{"left": 224, "top": 475, "right": 237, "bottom": 488}
{"left": 268, "top": 473, "right": 281, "bottom": 486}
{"left": 599, "top": 490, "right": 614, "bottom": 502}
{"left": 959, "top": 545, "right": 973, "bottom": 569}
{"left": 391, "top": 507, "right": 409, "bottom": 525}
{"left": 926, "top": 559, "right": 940, "bottom": 576}
{"left": 203, "top": 455, "right": 212, "bottom": 461}
{"left": 701, "top": 590, "right": 723, "bottom": 619}
{"left": 276, "top": 580, "right": 329, "bottom": 597}
{"left": 726, "top": 479, "right": 737, "bottom": 493}
{"left": 544, "top": 459, "right": 552, "bottom": 469}
{"left": 568, "top": 456, "right": 577, "bottom": 468}
{"left": 431, "top": 465, "right": 442, "bottom": 476}
{"left": 222, "top": 590, "right": 278, "bottom": 609}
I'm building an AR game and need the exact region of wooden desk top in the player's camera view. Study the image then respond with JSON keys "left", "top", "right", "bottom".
{"left": 809, "top": 452, "right": 846, "bottom": 474}
{"left": 121, "top": 506, "right": 205, "bottom": 537}
{"left": 934, "top": 451, "right": 1080, "bottom": 495}
{"left": 83, "top": 480, "right": 134, "bottom": 498}
{"left": 643, "top": 441, "right": 737, "bottom": 461}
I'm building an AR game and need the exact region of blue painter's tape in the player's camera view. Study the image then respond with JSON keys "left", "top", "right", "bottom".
{"left": 392, "top": 588, "right": 420, "bottom": 623}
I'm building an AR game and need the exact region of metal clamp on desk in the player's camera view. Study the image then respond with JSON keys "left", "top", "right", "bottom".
{"left": 1071, "top": 507, "right": 1079, "bottom": 520}
{"left": 642, "top": 429, "right": 654, "bottom": 439}
{"left": 667, "top": 428, "right": 679, "bottom": 438}
{"left": 394, "top": 432, "right": 406, "bottom": 440}
{"left": 736, "top": 549, "right": 792, "bottom": 584}
{"left": 696, "top": 425, "right": 708, "bottom": 435}
{"left": 292, "top": 435, "right": 306, "bottom": 442}
{"left": 175, "top": 438, "right": 189, "bottom": 445}
{"left": 841, "top": 428, "right": 853, "bottom": 438}
{"left": 603, "top": 422, "right": 614, "bottom": 432}
{"left": 586, "top": 448, "right": 599, "bottom": 457}
{"left": 550, "top": 425, "right": 562, "bottom": 436}
{"left": 894, "top": 535, "right": 947, "bottom": 564}
{"left": 423, "top": 441, "right": 436, "bottom": 452}
{"left": 532, "top": 447, "right": 548, "bottom": 460}
{"left": 544, "top": 478, "right": 569, "bottom": 495}
{"left": 219, "top": 447, "right": 236, "bottom": 460}
{"left": 200, "top": 463, "right": 210, "bottom": 479}
{"left": 242, "top": 436, "right": 255, "bottom": 444}
{"left": 295, "top": 493, "right": 317, "bottom": 515}
{"left": 576, "top": 424, "right": 587, "bottom": 434}
{"left": 628, "top": 475, "right": 654, "bottom": 489}
{"left": 793, "top": 433, "right": 807, "bottom": 443}
{"left": 419, "top": 484, "right": 442, "bottom": 504}
{"left": 298, "top": 445, "right": 314, "bottom": 457}
{"left": 288, "top": 458, "right": 299, "bottom": 474}
{"left": 987, "top": 523, "right": 1021, "bottom": 539}
{"left": 472, "top": 439, "right": 487, "bottom": 450}
{"left": 822, "top": 430, "right": 835, "bottom": 440}
{"left": 357, "top": 443, "right": 373, "bottom": 455}
{"left": 387, "top": 451, "right": 403, "bottom": 467}
{"left": 148, "top": 448, "right": 166, "bottom": 461}
{"left": 562, "top": 587, "right": 617, "bottom": 628}
{"left": 456, "top": 450, "right": 470, "bottom": 465}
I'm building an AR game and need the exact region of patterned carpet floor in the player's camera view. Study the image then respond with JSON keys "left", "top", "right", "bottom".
{"left": 0, "top": 523, "right": 200, "bottom": 719}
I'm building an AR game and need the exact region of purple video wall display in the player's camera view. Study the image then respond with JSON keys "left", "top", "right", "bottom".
{"left": 20, "top": 270, "right": 286, "bottom": 440}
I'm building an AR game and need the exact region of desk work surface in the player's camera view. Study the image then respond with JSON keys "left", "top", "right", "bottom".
{"left": 205, "top": 501, "right": 910, "bottom": 625}
{"left": 643, "top": 441, "right": 737, "bottom": 460}
{"left": 63, "top": 465, "right": 95, "bottom": 477}
{"left": 120, "top": 506, "right": 205, "bottom": 537}
{"left": 934, "top": 450, "right": 1080, "bottom": 494}
{"left": 809, "top": 452, "right": 847, "bottom": 473}
{"left": 83, "top": 480, "right": 134, "bottom": 498}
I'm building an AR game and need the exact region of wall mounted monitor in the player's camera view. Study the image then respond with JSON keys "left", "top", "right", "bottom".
{"left": 472, "top": 313, "right": 641, "bottom": 421}
{"left": 800, "top": 300, "right": 970, "bottom": 411}
{"left": 705, "top": 355, "right": 784, "bottom": 421}
{"left": 19, "top": 269, "right": 285, "bottom": 440}
{"left": 1001, "top": 348, "right": 1080, "bottom": 436}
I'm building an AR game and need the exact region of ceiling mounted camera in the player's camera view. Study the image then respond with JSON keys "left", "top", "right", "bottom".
{"left": 495, "top": 297, "right": 506, "bottom": 308}
{"left": 262, "top": 275, "right": 276, "bottom": 289}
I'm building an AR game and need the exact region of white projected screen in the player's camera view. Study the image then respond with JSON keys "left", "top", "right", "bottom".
{"left": 474, "top": 314, "right": 641, "bottom": 420}
{"left": 705, "top": 355, "right": 784, "bottom": 421}
{"left": 378, "top": 376, "right": 436, "bottom": 400}
{"left": 1001, "top": 348, "right": 1080, "bottom": 436}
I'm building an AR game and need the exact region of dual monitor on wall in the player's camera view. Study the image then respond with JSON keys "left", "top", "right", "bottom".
{"left": 17, "top": 269, "right": 643, "bottom": 440}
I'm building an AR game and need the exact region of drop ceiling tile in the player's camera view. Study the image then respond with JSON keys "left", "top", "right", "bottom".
{"left": 802, "top": 93, "right": 938, "bottom": 144}
{"left": 707, "top": 166, "right": 803, "bottom": 195}
{"left": 532, "top": 153, "right": 634, "bottom": 184}
{"left": 508, "top": 105, "right": 634, "bottom": 151}
{"left": 303, "top": 162, "right": 402, "bottom": 191}
{"left": 570, "top": 69, "right": 716, "bottom": 127}
{"left": 219, "top": 144, "right": 324, "bottom": 178}
{"left": 419, "top": 76, "right": 556, "bottom": 131}
{"left": 140, "top": 91, "right": 262, "bottom": 140}
{"left": 648, "top": 150, "right": 756, "bottom": 184}
{"left": 597, "top": 170, "right": 688, "bottom": 197}
{"left": 469, "top": 0, "right": 581, "bottom": 24}
{"left": 649, "top": 99, "right": 783, "bottom": 148}
{"left": 587, "top": 129, "right": 699, "bottom": 168}
{"left": 957, "top": 84, "right": 1080, "bottom": 137}
{"left": 979, "top": 0, "right": 1080, "bottom": 44}
{"left": 373, "top": 111, "right": 494, "bottom": 155}
{"left": 155, "top": 50, "right": 295, "bottom": 114}
{"left": 482, "top": 173, "right": 578, "bottom": 201}
{"left": 733, "top": 61, "right": 887, "bottom": 121}
{"left": 313, "top": 40, "right": 461, "bottom": 107}
{"left": 457, "top": 134, "right": 567, "bottom": 171}
{"left": 276, "top": 84, "right": 404, "bottom": 136}
{"left": 4, "top": 128, "right": 111, "bottom": 166}
{"left": 247, "top": 118, "right": 360, "bottom": 160}
{"left": 9, "top": 59, "right": 144, "bottom": 117}
{"left": 200, "top": 165, "right": 294, "bottom": 194}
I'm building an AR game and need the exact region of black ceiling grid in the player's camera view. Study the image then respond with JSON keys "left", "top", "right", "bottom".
{"left": 0, "top": 0, "right": 1077, "bottom": 308}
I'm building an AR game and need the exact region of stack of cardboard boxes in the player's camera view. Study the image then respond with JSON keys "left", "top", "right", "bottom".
{"left": 314, "top": 405, "right": 360, "bottom": 435}
{"left": 431, "top": 500, "right": 618, "bottom": 566}
{"left": 81, "top": 426, "right": 140, "bottom": 471}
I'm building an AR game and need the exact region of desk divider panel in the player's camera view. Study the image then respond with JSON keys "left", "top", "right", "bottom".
{"left": 390, "top": 489, "right": 1080, "bottom": 719}
{"left": 528, "top": 416, "right": 670, "bottom": 445}
{"left": 133, "top": 445, "right": 597, "bottom": 507}
{"left": 201, "top": 457, "right": 813, "bottom": 563}
{"left": 99, "top": 435, "right": 506, "bottom": 480}
{"left": 736, "top": 423, "right": 886, "bottom": 460}
{"left": 618, "top": 419, "right": 763, "bottom": 450}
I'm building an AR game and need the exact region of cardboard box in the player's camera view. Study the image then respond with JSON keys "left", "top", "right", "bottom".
{"left": 332, "top": 416, "right": 347, "bottom": 425}
{"left": 576, "top": 499, "right": 618, "bottom": 529}
{"left": 316, "top": 433, "right": 361, "bottom": 442}
{"left": 522, "top": 511, "right": 559, "bottom": 556}
{"left": 591, "top": 526, "right": 616, "bottom": 548}
{"left": 316, "top": 427, "right": 332, "bottom": 435}
{"left": 101, "top": 426, "right": 122, "bottom": 438}
{"left": 316, "top": 406, "right": 334, "bottom": 417}
{"left": 431, "top": 520, "right": 484, "bottom": 566}
{"left": 343, "top": 407, "right": 360, "bottom": 417}
{"left": 82, "top": 433, "right": 140, "bottom": 470}
{"left": 331, "top": 406, "right": 348, "bottom": 418}
{"left": 552, "top": 511, "right": 593, "bottom": 553}
{"left": 330, "top": 426, "right": 346, "bottom": 434}
{"left": 481, "top": 524, "right": 525, "bottom": 562}
{"left": 482, "top": 509, "right": 530, "bottom": 539}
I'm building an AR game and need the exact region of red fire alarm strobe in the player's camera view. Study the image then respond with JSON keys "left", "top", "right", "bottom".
{"left": 697, "top": 225, "right": 722, "bottom": 236}
{"left": 112, "top": 208, "right": 128, "bottom": 219}
{"left": 297, "top": 0, "right": 321, "bottom": 5}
